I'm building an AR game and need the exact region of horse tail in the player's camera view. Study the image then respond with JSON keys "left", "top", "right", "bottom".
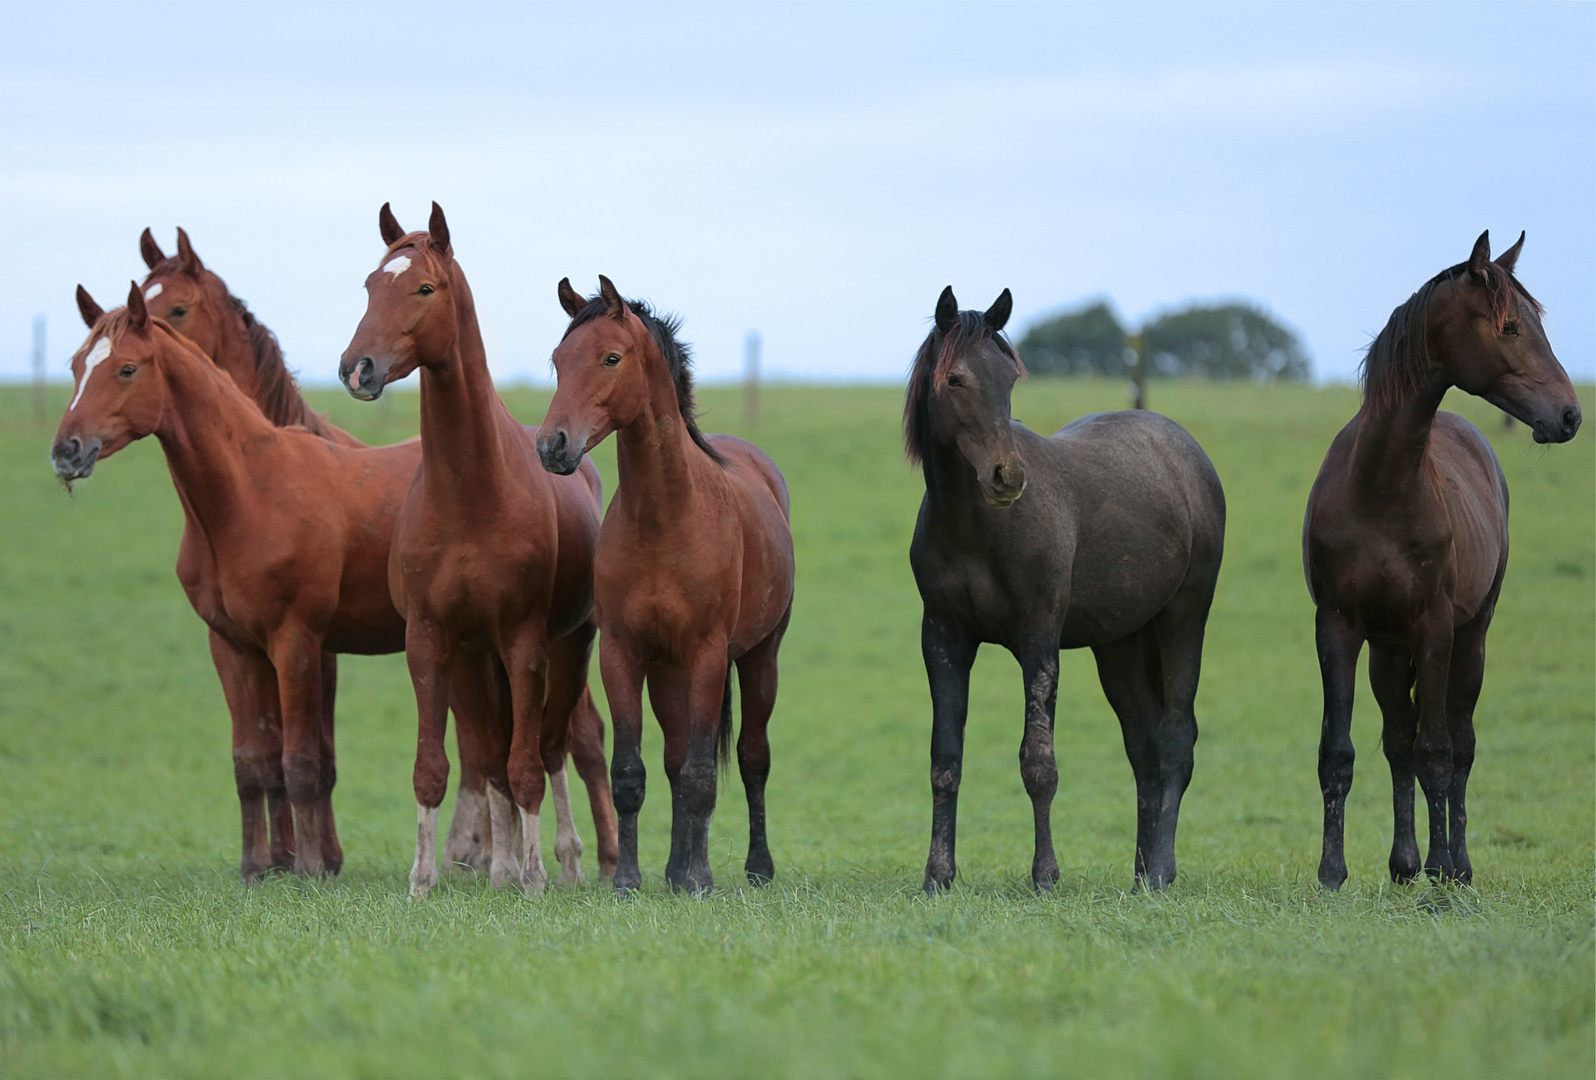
{"left": 717, "top": 668, "right": 735, "bottom": 779}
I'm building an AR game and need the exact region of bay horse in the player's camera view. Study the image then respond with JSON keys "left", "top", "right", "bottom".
{"left": 339, "top": 203, "right": 611, "bottom": 898}
{"left": 51, "top": 282, "right": 421, "bottom": 880}
{"left": 905, "top": 287, "right": 1225, "bottom": 893}
{"left": 538, "top": 276, "right": 795, "bottom": 895}
{"left": 132, "top": 227, "right": 615, "bottom": 875}
{"left": 1305, "top": 231, "right": 1581, "bottom": 889}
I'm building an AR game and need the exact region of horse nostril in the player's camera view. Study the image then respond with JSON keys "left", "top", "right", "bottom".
{"left": 1563, "top": 404, "right": 1582, "bottom": 437}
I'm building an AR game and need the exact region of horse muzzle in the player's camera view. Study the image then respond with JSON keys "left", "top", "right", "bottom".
{"left": 536, "top": 428, "right": 584, "bottom": 476}
{"left": 339, "top": 355, "right": 389, "bottom": 401}
{"left": 51, "top": 434, "right": 100, "bottom": 482}
{"left": 1532, "top": 403, "right": 1582, "bottom": 444}
{"left": 982, "top": 459, "right": 1028, "bottom": 507}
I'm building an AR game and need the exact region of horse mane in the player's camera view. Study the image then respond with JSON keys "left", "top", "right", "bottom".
{"left": 903, "top": 310, "right": 1024, "bottom": 465}
{"left": 561, "top": 294, "right": 726, "bottom": 466}
{"left": 1359, "top": 260, "right": 1542, "bottom": 412}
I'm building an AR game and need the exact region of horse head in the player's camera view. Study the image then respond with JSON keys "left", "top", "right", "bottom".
{"left": 339, "top": 201, "right": 458, "bottom": 400}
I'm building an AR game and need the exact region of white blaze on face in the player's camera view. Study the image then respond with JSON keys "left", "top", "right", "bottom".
{"left": 382, "top": 255, "right": 412, "bottom": 279}
{"left": 70, "top": 337, "right": 113, "bottom": 410}
{"left": 144, "top": 283, "right": 163, "bottom": 301}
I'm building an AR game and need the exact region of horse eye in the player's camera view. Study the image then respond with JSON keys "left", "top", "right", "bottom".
{"left": 119, "top": 364, "right": 137, "bottom": 377}
{"left": 603, "top": 353, "right": 622, "bottom": 367}
{"left": 169, "top": 307, "right": 187, "bottom": 319}
{"left": 946, "top": 374, "right": 963, "bottom": 388}
{"left": 1502, "top": 320, "right": 1520, "bottom": 337}
{"left": 417, "top": 284, "right": 435, "bottom": 296}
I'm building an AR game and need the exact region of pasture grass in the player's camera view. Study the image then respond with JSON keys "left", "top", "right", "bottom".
{"left": 1, "top": 378, "right": 1591, "bottom": 1077}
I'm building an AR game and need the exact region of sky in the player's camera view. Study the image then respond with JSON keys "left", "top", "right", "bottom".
{"left": 2, "top": 2, "right": 1592, "bottom": 387}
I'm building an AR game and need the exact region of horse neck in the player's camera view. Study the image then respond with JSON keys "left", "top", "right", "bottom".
{"left": 209, "top": 290, "right": 351, "bottom": 443}
{"left": 416, "top": 264, "right": 517, "bottom": 501}
{"left": 612, "top": 357, "right": 702, "bottom": 527}
{"left": 1351, "top": 371, "right": 1450, "bottom": 500}
{"left": 918, "top": 417, "right": 994, "bottom": 524}
{"left": 150, "top": 330, "right": 276, "bottom": 528}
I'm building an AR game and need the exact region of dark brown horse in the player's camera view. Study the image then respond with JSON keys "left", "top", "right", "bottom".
{"left": 538, "top": 276, "right": 795, "bottom": 895}
{"left": 51, "top": 283, "right": 421, "bottom": 880}
{"left": 132, "top": 227, "right": 615, "bottom": 874}
{"left": 906, "top": 287, "right": 1225, "bottom": 893}
{"left": 1305, "top": 231, "right": 1580, "bottom": 889}
{"left": 339, "top": 203, "right": 614, "bottom": 898}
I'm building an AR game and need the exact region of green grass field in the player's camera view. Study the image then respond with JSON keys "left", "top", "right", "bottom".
{"left": 1, "top": 378, "right": 1590, "bottom": 1078}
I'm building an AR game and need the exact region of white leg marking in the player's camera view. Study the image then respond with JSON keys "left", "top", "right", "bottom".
{"left": 409, "top": 802, "right": 439, "bottom": 900}
{"left": 519, "top": 806, "right": 547, "bottom": 897}
{"left": 70, "top": 337, "right": 112, "bottom": 410}
{"left": 487, "top": 786, "right": 519, "bottom": 888}
{"left": 443, "top": 786, "right": 490, "bottom": 872}
{"left": 550, "top": 766, "right": 586, "bottom": 886}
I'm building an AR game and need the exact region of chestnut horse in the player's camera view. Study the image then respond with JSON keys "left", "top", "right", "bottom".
{"left": 905, "top": 287, "right": 1224, "bottom": 893}
{"left": 1306, "top": 231, "right": 1581, "bottom": 889}
{"left": 538, "top": 276, "right": 795, "bottom": 895}
{"left": 51, "top": 283, "right": 421, "bottom": 879}
{"left": 132, "top": 227, "right": 614, "bottom": 874}
{"left": 339, "top": 203, "right": 613, "bottom": 898}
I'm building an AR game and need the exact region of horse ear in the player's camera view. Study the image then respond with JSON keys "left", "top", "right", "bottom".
{"left": 598, "top": 275, "right": 626, "bottom": 319}
{"left": 175, "top": 227, "right": 203, "bottom": 276}
{"left": 1495, "top": 230, "right": 1525, "bottom": 275}
{"left": 76, "top": 285, "right": 104, "bottom": 329}
{"left": 558, "top": 277, "right": 585, "bottom": 318}
{"left": 127, "top": 280, "right": 148, "bottom": 330}
{"left": 1467, "top": 229, "right": 1491, "bottom": 283}
{"left": 935, "top": 286, "right": 958, "bottom": 333}
{"left": 984, "top": 288, "right": 1013, "bottom": 331}
{"left": 428, "top": 201, "right": 451, "bottom": 254}
{"left": 379, "top": 202, "right": 405, "bottom": 246}
{"left": 139, "top": 228, "right": 166, "bottom": 269}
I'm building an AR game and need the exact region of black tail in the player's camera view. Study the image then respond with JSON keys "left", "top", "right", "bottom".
{"left": 717, "top": 668, "right": 735, "bottom": 779}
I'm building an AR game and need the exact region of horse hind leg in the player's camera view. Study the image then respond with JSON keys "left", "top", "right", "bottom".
{"left": 317, "top": 652, "right": 343, "bottom": 876}
{"left": 736, "top": 612, "right": 789, "bottom": 885}
{"left": 542, "top": 625, "right": 599, "bottom": 887}
{"left": 1141, "top": 591, "right": 1215, "bottom": 892}
{"left": 568, "top": 688, "right": 618, "bottom": 882}
{"left": 1369, "top": 644, "right": 1421, "bottom": 882}
{"left": 1445, "top": 617, "right": 1491, "bottom": 885}
{"left": 1315, "top": 609, "right": 1363, "bottom": 890}
{"left": 1094, "top": 630, "right": 1162, "bottom": 889}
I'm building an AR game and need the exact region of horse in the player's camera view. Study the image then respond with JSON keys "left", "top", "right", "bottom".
{"left": 537, "top": 276, "right": 795, "bottom": 896}
{"left": 1305, "top": 230, "right": 1581, "bottom": 889}
{"left": 339, "top": 202, "right": 613, "bottom": 898}
{"left": 131, "top": 227, "right": 616, "bottom": 875}
{"left": 905, "top": 287, "right": 1225, "bottom": 893}
{"left": 51, "top": 282, "right": 423, "bottom": 880}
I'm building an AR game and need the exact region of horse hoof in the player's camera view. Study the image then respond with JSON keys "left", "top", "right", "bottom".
{"left": 1317, "top": 856, "right": 1348, "bottom": 891}
{"left": 520, "top": 867, "right": 548, "bottom": 898}
{"left": 556, "top": 867, "right": 586, "bottom": 887}
{"left": 409, "top": 870, "right": 437, "bottom": 900}
{"left": 922, "top": 871, "right": 954, "bottom": 896}
{"left": 746, "top": 854, "right": 774, "bottom": 886}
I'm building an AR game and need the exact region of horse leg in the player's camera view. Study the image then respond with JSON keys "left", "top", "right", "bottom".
{"left": 1368, "top": 644, "right": 1421, "bottom": 883}
{"left": 446, "top": 652, "right": 513, "bottom": 882}
{"left": 1412, "top": 612, "right": 1456, "bottom": 880}
{"left": 1139, "top": 596, "right": 1209, "bottom": 891}
{"left": 317, "top": 652, "right": 343, "bottom": 876}
{"left": 1445, "top": 613, "right": 1491, "bottom": 885}
{"left": 600, "top": 638, "right": 648, "bottom": 894}
{"left": 209, "top": 632, "right": 281, "bottom": 882}
{"left": 922, "top": 612, "right": 977, "bottom": 894}
{"left": 736, "top": 608, "right": 789, "bottom": 886}
{"left": 1093, "top": 631, "right": 1161, "bottom": 887}
{"left": 649, "top": 652, "right": 726, "bottom": 895}
{"left": 1014, "top": 642, "right": 1061, "bottom": 893}
{"left": 404, "top": 621, "right": 452, "bottom": 899}
{"left": 505, "top": 631, "right": 552, "bottom": 898}
{"left": 568, "top": 687, "right": 619, "bottom": 881}
{"left": 1315, "top": 608, "right": 1363, "bottom": 890}
{"left": 268, "top": 625, "right": 328, "bottom": 877}
{"left": 541, "top": 623, "right": 598, "bottom": 886}
{"left": 443, "top": 659, "right": 492, "bottom": 872}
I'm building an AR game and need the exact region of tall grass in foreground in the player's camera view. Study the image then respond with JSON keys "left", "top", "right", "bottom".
{"left": 1, "top": 380, "right": 1590, "bottom": 1077}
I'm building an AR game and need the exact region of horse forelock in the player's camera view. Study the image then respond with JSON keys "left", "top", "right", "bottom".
{"left": 561, "top": 292, "right": 725, "bottom": 466}
{"left": 903, "top": 311, "right": 1023, "bottom": 465}
{"left": 1359, "top": 260, "right": 1543, "bottom": 412}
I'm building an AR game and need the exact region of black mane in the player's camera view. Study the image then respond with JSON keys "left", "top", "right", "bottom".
{"left": 562, "top": 295, "right": 725, "bottom": 466}
{"left": 1360, "top": 260, "right": 1541, "bottom": 412}
{"left": 903, "top": 310, "right": 1022, "bottom": 465}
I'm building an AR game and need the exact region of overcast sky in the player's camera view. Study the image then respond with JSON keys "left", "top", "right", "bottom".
{"left": 3, "top": 2, "right": 1591, "bottom": 386}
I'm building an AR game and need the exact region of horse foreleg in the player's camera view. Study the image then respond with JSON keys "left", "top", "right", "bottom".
{"left": 267, "top": 626, "right": 330, "bottom": 878}
{"left": 667, "top": 649, "right": 729, "bottom": 896}
{"left": 1015, "top": 644, "right": 1061, "bottom": 893}
{"left": 542, "top": 624, "right": 598, "bottom": 886}
{"left": 505, "top": 633, "right": 551, "bottom": 898}
{"left": 1412, "top": 612, "right": 1456, "bottom": 881}
{"left": 405, "top": 621, "right": 452, "bottom": 898}
{"left": 600, "top": 639, "right": 648, "bottom": 895}
{"left": 922, "top": 612, "right": 977, "bottom": 895}
{"left": 736, "top": 610, "right": 789, "bottom": 886}
{"left": 1369, "top": 644, "right": 1420, "bottom": 883}
{"left": 210, "top": 632, "right": 280, "bottom": 882}
{"left": 1315, "top": 608, "right": 1363, "bottom": 890}
{"left": 568, "top": 688, "right": 618, "bottom": 881}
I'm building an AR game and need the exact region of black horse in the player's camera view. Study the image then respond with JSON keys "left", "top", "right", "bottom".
{"left": 906, "top": 287, "right": 1226, "bottom": 892}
